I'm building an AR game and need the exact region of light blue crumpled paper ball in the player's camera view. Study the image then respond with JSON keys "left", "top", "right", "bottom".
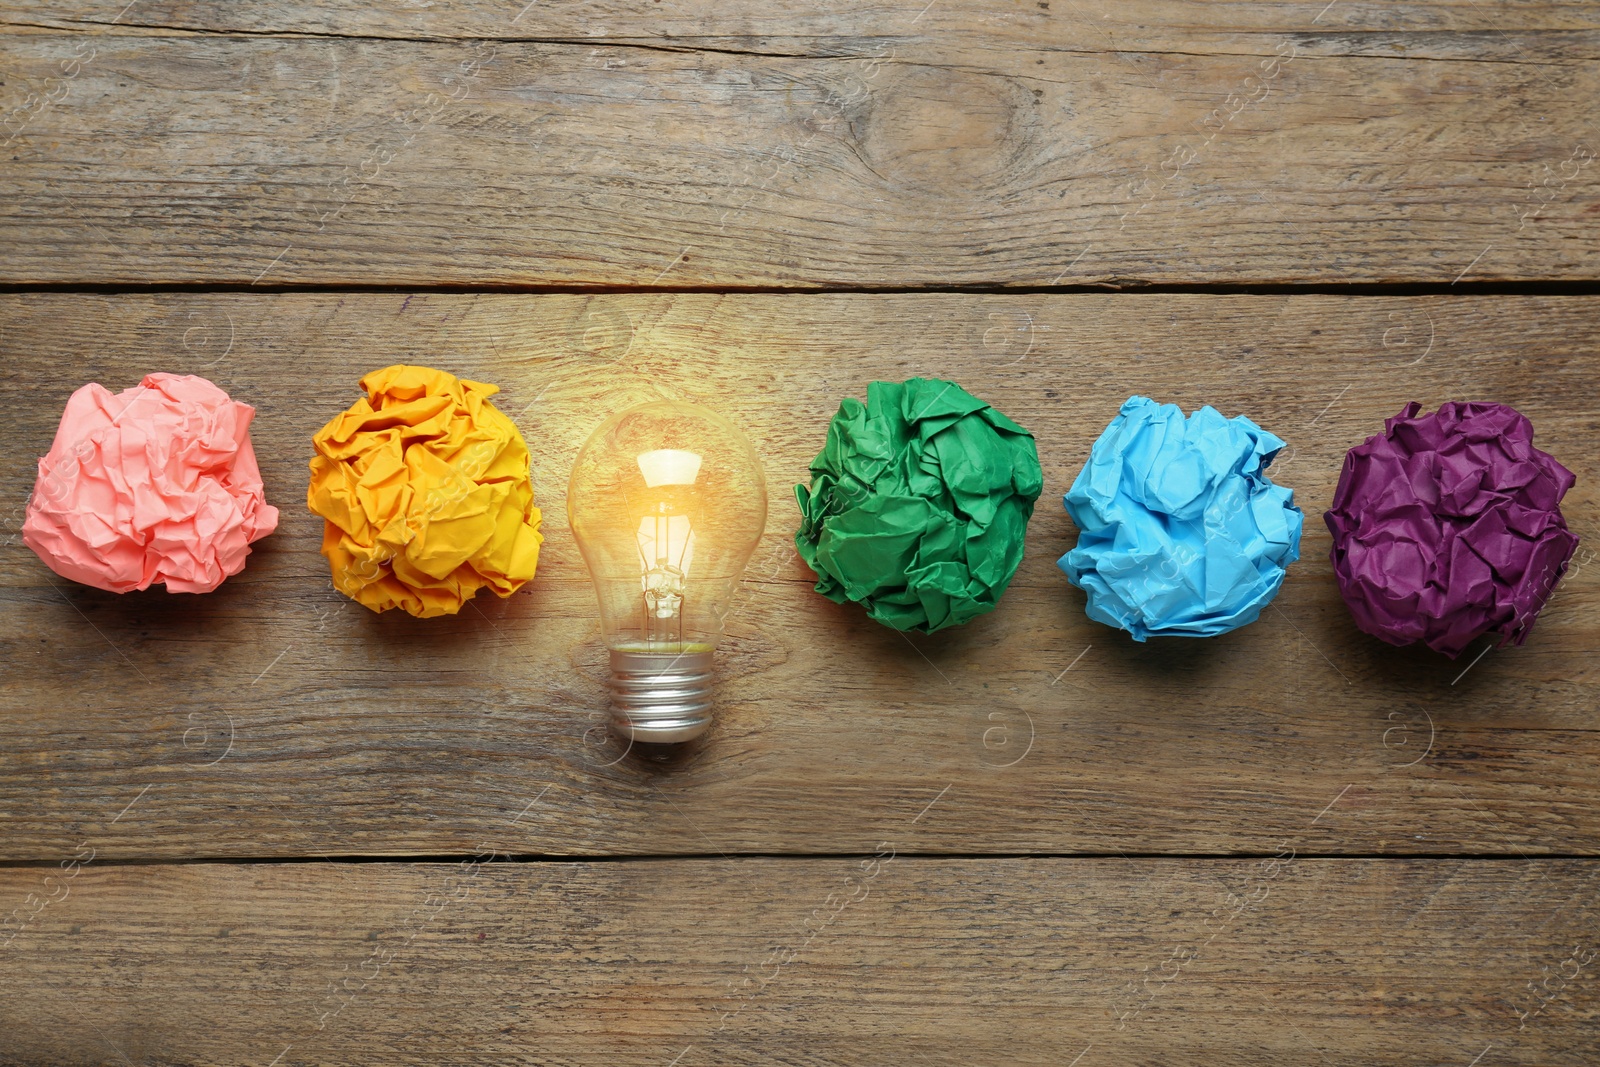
{"left": 1058, "top": 396, "right": 1302, "bottom": 640}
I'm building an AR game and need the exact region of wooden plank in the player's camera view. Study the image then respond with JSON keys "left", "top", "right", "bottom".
{"left": 1, "top": 857, "right": 1596, "bottom": 1064}
{"left": 0, "top": 292, "right": 1595, "bottom": 860}
{"left": 0, "top": 3, "right": 1597, "bottom": 285}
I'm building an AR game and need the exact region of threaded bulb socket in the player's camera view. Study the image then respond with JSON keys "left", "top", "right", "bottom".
{"left": 606, "top": 647, "right": 715, "bottom": 743}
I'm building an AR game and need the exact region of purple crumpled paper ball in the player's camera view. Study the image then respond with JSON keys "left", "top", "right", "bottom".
{"left": 1324, "top": 401, "right": 1578, "bottom": 658}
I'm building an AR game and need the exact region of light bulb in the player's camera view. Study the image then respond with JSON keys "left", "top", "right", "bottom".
{"left": 567, "top": 401, "right": 768, "bottom": 743}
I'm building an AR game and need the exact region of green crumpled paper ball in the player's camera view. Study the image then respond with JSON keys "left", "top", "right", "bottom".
{"left": 794, "top": 378, "right": 1043, "bottom": 633}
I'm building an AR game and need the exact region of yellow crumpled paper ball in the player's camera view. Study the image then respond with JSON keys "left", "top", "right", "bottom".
{"left": 308, "top": 365, "right": 543, "bottom": 617}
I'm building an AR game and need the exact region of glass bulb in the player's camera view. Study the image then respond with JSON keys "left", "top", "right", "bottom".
{"left": 567, "top": 401, "right": 768, "bottom": 743}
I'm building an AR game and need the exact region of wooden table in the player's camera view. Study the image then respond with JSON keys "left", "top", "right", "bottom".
{"left": 2, "top": 2, "right": 1597, "bottom": 1063}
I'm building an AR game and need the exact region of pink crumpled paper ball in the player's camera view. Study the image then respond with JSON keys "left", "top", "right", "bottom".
{"left": 22, "top": 373, "right": 279, "bottom": 593}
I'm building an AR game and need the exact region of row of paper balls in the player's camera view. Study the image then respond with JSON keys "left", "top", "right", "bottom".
{"left": 20, "top": 366, "right": 1580, "bottom": 659}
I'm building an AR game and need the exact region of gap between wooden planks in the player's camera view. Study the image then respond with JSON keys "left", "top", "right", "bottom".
{"left": 0, "top": 1, "right": 1597, "bottom": 286}
{"left": 0, "top": 292, "right": 1594, "bottom": 862}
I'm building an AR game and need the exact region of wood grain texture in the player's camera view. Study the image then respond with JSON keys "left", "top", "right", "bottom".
{"left": 0, "top": 292, "right": 1595, "bottom": 861}
{"left": 0, "top": 2, "right": 1597, "bottom": 285}
{"left": 2, "top": 857, "right": 1598, "bottom": 1065}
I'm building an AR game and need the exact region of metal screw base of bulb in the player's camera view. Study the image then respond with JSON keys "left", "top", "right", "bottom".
{"left": 606, "top": 648, "right": 715, "bottom": 743}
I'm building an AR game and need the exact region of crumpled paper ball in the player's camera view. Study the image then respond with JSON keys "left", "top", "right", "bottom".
{"left": 22, "top": 373, "right": 279, "bottom": 593}
{"left": 307, "top": 365, "right": 543, "bottom": 618}
{"left": 794, "top": 378, "right": 1042, "bottom": 633}
{"left": 1325, "top": 401, "right": 1578, "bottom": 658}
{"left": 1059, "top": 395, "right": 1302, "bottom": 640}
